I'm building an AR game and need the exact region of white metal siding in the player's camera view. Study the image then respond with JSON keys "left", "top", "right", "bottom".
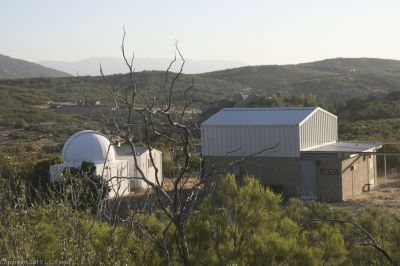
{"left": 202, "top": 108, "right": 316, "bottom": 126}
{"left": 299, "top": 110, "right": 337, "bottom": 150}
{"left": 201, "top": 107, "right": 338, "bottom": 158}
{"left": 97, "top": 161, "right": 129, "bottom": 198}
{"left": 201, "top": 125, "right": 300, "bottom": 157}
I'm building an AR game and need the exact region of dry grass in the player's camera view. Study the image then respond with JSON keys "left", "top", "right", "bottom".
{"left": 127, "top": 177, "right": 199, "bottom": 197}
{"left": 330, "top": 176, "right": 400, "bottom": 214}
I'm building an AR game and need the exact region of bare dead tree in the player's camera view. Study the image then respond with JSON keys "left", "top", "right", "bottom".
{"left": 80, "top": 27, "right": 284, "bottom": 265}
{"left": 79, "top": 28, "right": 215, "bottom": 265}
{"left": 315, "top": 216, "right": 394, "bottom": 265}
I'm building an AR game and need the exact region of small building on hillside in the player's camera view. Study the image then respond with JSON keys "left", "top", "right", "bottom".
{"left": 201, "top": 107, "right": 382, "bottom": 201}
{"left": 50, "top": 130, "right": 162, "bottom": 198}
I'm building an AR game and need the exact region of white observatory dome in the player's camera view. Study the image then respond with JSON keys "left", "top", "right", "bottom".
{"left": 62, "top": 130, "right": 116, "bottom": 163}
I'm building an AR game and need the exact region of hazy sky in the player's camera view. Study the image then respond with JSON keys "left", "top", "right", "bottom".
{"left": 1, "top": 0, "right": 400, "bottom": 65}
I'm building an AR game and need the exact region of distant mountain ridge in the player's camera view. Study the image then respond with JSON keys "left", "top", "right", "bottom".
{"left": 3, "top": 56, "right": 400, "bottom": 104}
{"left": 0, "top": 54, "right": 70, "bottom": 79}
{"left": 38, "top": 57, "right": 247, "bottom": 75}
{"left": 300, "top": 57, "right": 400, "bottom": 73}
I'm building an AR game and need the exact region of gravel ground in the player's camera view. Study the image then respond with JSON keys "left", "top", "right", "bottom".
{"left": 330, "top": 176, "right": 400, "bottom": 214}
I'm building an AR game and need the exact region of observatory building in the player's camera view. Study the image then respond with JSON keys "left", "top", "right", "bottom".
{"left": 50, "top": 130, "right": 162, "bottom": 198}
{"left": 201, "top": 107, "right": 382, "bottom": 201}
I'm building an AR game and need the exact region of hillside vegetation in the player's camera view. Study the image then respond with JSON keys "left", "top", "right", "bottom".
{"left": 0, "top": 54, "right": 70, "bottom": 79}
{"left": 2, "top": 57, "right": 400, "bottom": 160}
{"left": 0, "top": 71, "right": 242, "bottom": 158}
{"left": 201, "top": 58, "right": 400, "bottom": 103}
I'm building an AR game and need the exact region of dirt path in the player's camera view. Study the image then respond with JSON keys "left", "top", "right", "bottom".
{"left": 330, "top": 176, "right": 400, "bottom": 214}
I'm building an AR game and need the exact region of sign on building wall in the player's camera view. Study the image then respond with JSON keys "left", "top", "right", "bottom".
{"left": 320, "top": 168, "right": 339, "bottom": 175}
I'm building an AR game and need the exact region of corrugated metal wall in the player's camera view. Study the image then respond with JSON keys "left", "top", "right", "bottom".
{"left": 299, "top": 109, "right": 337, "bottom": 150}
{"left": 201, "top": 125, "right": 300, "bottom": 157}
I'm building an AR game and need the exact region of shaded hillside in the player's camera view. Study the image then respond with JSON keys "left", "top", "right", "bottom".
{"left": 200, "top": 58, "right": 400, "bottom": 103}
{"left": 0, "top": 54, "right": 70, "bottom": 79}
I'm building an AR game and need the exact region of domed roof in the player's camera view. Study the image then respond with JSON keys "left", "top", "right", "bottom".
{"left": 62, "top": 130, "right": 116, "bottom": 163}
